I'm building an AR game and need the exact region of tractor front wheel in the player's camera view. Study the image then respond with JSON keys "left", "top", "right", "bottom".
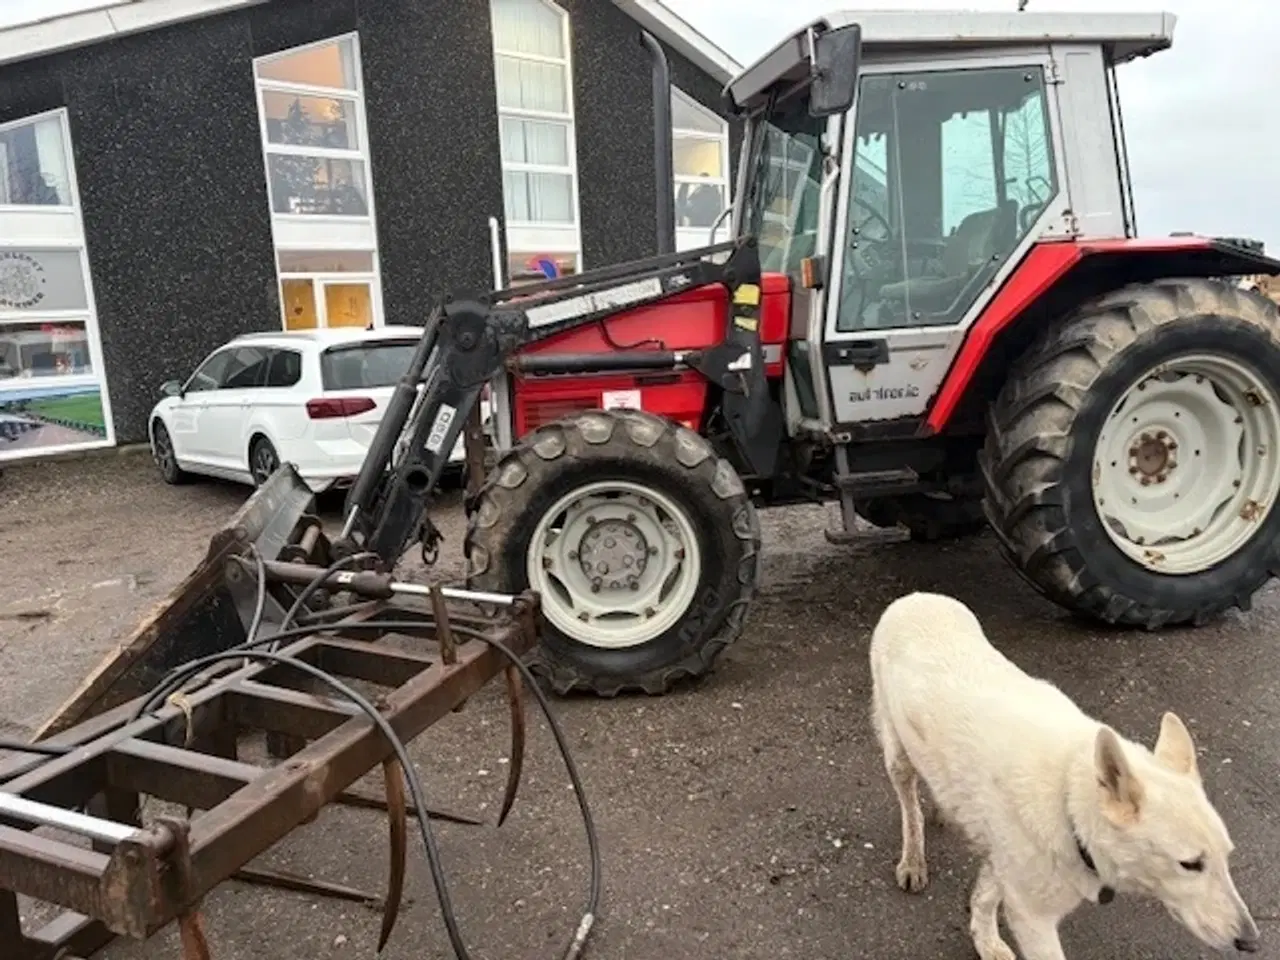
{"left": 465, "top": 408, "right": 761, "bottom": 695}
{"left": 980, "top": 278, "right": 1280, "bottom": 627}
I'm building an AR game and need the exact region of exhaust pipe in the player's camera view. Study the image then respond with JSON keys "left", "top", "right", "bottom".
{"left": 641, "top": 30, "right": 676, "bottom": 255}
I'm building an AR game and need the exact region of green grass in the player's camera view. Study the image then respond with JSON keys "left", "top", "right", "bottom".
{"left": 26, "top": 393, "right": 105, "bottom": 429}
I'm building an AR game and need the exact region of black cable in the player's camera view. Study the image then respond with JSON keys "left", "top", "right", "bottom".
{"left": 136, "top": 618, "right": 601, "bottom": 960}
{"left": 124, "top": 550, "right": 378, "bottom": 724}
{"left": 271, "top": 550, "right": 380, "bottom": 650}
{"left": 243, "top": 545, "right": 268, "bottom": 651}
{"left": 139, "top": 648, "right": 474, "bottom": 956}
{"left": 2, "top": 551, "right": 601, "bottom": 959}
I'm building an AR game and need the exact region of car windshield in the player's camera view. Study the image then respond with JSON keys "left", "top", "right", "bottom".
{"left": 740, "top": 98, "right": 827, "bottom": 279}
{"left": 320, "top": 340, "right": 417, "bottom": 391}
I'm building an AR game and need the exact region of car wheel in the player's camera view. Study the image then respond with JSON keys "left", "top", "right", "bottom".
{"left": 249, "top": 436, "right": 280, "bottom": 487}
{"left": 151, "top": 420, "right": 190, "bottom": 485}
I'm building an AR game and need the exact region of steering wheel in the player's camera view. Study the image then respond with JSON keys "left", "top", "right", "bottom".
{"left": 841, "top": 197, "right": 897, "bottom": 328}
{"left": 851, "top": 195, "right": 891, "bottom": 242}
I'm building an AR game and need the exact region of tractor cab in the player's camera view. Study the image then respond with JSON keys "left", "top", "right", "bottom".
{"left": 725, "top": 10, "right": 1176, "bottom": 434}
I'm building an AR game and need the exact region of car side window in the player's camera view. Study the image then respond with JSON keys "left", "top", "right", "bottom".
{"left": 265, "top": 348, "right": 303, "bottom": 388}
{"left": 221, "top": 346, "right": 270, "bottom": 389}
{"left": 184, "top": 349, "right": 233, "bottom": 393}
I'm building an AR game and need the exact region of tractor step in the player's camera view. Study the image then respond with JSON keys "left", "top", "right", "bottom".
{"left": 834, "top": 467, "right": 920, "bottom": 498}
{"left": 826, "top": 454, "right": 921, "bottom": 544}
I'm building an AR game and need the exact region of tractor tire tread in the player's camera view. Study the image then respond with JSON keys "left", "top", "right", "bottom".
{"left": 464, "top": 408, "right": 761, "bottom": 696}
{"left": 978, "top": 278, "right": 1280, "bottom": 629}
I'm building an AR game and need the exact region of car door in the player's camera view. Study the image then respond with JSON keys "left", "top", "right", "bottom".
{"left": 170, "top": 348, "right": 234, "bottom": 466}
{"left": 202, "top": 344, "right": 270, "bottom": 471}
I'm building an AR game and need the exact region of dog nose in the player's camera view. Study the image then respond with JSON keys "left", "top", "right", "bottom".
{"left": 1234, "top": 935, "right": 1260, "bottom": 953}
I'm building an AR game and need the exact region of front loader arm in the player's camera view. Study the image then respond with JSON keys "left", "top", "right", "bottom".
{"left": 334, "top": 237, "right": 780, "bottom": 570}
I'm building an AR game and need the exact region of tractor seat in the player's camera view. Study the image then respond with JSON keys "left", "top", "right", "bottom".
{"left": 877, "top": 200, "right": 1017, "bottom": 316}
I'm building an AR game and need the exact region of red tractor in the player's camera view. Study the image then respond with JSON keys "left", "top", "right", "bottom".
{"left": 327, "top": 9, "right": 1280, "bottom": 698}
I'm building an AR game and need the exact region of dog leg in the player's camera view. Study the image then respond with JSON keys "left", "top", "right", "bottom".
{"left": 968, "top": 860, "right": 1015, "bottom": 960}
{"left": 875, "top": 710, "right": 928, "bottom": 893}
{"left": 1003, "top": 897, "right": 1067, "bottom": 960}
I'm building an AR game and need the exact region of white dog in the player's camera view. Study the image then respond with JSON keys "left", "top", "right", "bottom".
{"left": 869, "top": 591, "right": 1259, "bottom": 960}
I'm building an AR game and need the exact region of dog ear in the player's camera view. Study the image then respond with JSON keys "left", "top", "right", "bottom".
{"left": 1095, "top": 726, "right": 1144, "bottom": 824}
{"left": 1154, "top": 711, "right": 1200, "bottom": 780}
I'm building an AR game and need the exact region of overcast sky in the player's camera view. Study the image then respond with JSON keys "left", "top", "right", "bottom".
{"left": 664, "top": 0, "right": 1280, "bottom": 250}
{"left": 1, "top": 0, "right": 1275, "bottom": 249}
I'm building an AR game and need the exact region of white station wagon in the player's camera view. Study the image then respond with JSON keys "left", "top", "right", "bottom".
{"left": 148, "top": 326, "right": 486, "bottom": 492}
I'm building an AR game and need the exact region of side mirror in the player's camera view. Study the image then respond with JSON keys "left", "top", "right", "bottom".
{"left": 160, "top": 379, "right": 183, "bottom": 398}
{"left": 809, "top": 23, "right": 862, "bottom": 118}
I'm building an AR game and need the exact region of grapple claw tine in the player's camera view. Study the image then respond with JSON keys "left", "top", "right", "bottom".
{"left": 498, "top": 664, "right": 526, "bottom": 828}
{"left": 377, "top": 757, "right": 408, "bottom": 953}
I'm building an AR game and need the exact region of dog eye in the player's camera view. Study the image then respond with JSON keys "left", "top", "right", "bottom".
{"left": 1179, "top": 857, "right": 1205, "bottom": 872}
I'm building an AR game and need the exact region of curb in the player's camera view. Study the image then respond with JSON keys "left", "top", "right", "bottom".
{"left": 0, "top": 441, "right": 152, "bottom": 472}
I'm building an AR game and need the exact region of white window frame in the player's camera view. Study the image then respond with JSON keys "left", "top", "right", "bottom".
{"left": 0, "top": 107, "right": 116, "bottom": 461}
{"left": 253, "top": 33, "right": 386, "bottom": 330}
{"left": 672, "top": 87, "right": 731, "bottom": 252}
{"left": 491, "top": 0, "right": 584, "bottom": 274}
{"left": 276, "top": 249, "right": 384, "bottom": 330}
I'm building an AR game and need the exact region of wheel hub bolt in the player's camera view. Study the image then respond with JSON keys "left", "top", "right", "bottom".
{"left": 587, "top": 515, "right": 597, "bottom": 525}
{"left": 568, "top": 550, "right": 578, "bottom": 561}
{"left": 644, "top": 606, "right": 656, "bottom": 618}
{"left": 629, "top": 579, "right": 639, "bottom": 591}
{"left": 591, "top": 578, "right": 602, "bottom": 593}
{"left": 648, "top": 546, "right": 658, "bottom": 556}
{"left": 627, "top": 513, "right": 637, "bottom": 522}
{"left": 542, "top": 557, "right": 553, "bottom": 569}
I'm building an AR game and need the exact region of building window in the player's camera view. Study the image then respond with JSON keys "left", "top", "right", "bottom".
{"left": 255, "top": 36, "right": 370, "bottom": 217}
{"left": 0, "top": 112, "right": 72, "bottom": 207}
{"left": 0, "top": 111, "right": 114, "bottom": 460}
{"left": 672, "top": 88, "right": 730, "bottom": 251}
{"left": 254, "top": 34, "right": 384, "bottom": 330}
{"left": 491, "top": 0, "right": 582, "bottom": 284}
{"left": 277, "top": 249, "right": 378, "bottom": 330}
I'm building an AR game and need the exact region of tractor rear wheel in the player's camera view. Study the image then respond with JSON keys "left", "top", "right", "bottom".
{"left": 980, "top": 278, "right": 1280, "bottom": 627}
{"left": 855, "top": 492, "right": 987, "bottom": 542}
{"left": 464, "top": 408, "right": 761, "bottom": 696}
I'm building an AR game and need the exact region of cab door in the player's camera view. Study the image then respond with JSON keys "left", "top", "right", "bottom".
{"left": 817, "top": 53, "right": 1072, "bottom": 432}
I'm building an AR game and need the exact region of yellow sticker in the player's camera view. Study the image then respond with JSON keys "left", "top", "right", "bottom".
{"left": 733, "top": 283, "right": 761, "bottom": 307}
{"left": 733, "top": 314, "right": 759, "bottom": 331}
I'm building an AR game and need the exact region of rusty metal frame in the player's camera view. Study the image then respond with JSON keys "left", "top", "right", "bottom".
{"left": 0, "top": 591, "right": 539, "bottom": 959}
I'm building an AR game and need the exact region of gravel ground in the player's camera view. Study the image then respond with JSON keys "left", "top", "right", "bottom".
{"left": 1, "top": 453, "right": 1279, "bottom": 960}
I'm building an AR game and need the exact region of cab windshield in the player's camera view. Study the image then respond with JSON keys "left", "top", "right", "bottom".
{"left": 740, "top": 99, "right": 827, "bottom": 278}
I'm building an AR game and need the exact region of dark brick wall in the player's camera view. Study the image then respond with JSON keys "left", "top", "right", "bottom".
{"left": 0, "top": 0, "right": 738, "bottom": 446}
{"left": 562, "top": 0, "right": 741, "bottom": 269}
{"left": 0, "top": 15, "right": 278, "bottom": 446}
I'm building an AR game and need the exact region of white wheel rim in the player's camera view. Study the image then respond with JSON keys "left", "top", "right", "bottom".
{"left": 527, "top": 480, "right": 703, "bottom": 649}
{"left": 1092, "top": 353, "right": 1280, "bottom": 574}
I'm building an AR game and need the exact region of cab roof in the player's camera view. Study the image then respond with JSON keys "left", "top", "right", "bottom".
{"left": 725, "top": 9, "right": 1176, "bottom": 114}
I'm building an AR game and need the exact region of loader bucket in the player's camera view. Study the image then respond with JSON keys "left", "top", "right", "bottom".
{"left": 36, "top": 464, "right": 318, "bottom": 739}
